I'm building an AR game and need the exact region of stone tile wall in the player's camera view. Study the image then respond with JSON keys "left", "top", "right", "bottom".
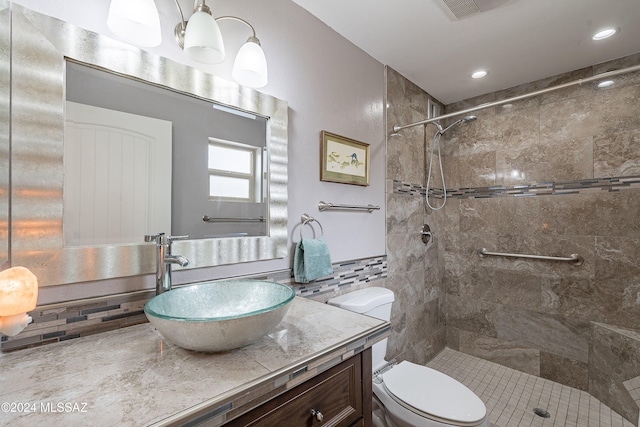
{"left": 440, "top": 53, "right": 640, "bottom": 423}
{"left": 384, "top": 67, "right": 446, "bottom": 364}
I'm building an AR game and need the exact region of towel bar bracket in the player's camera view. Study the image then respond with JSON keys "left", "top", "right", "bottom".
{"left": 300, "top": 213, "right": 324, "bottom": 239}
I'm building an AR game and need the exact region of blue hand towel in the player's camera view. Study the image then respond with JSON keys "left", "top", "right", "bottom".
{"left": 293, "top": 237, "right": 333, "bottom": 283}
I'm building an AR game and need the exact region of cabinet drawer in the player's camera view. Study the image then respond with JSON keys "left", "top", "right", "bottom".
{"left": 228, "top": 355, "right": 363, "bottom": 427}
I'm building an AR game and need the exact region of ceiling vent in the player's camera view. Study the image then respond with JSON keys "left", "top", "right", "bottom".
{"left": 436, "top": 0, "right": 510, "bottom": 20}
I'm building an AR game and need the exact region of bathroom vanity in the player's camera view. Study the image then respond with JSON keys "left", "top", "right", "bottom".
{"left": 0, "top": 297, "right": 388, "bottom": 426}
{"left": 226, "top": 349, "right": 370, "bottom": 426}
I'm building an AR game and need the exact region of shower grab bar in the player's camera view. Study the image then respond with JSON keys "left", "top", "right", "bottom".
{"left": 478, "top": 248, "right": 583, "bottom": 265}
{"left": 318, "top": 201, "right": 381, "bottom": 212}
{"left": 202, "top": 215, "right": 265, "bottom": 222}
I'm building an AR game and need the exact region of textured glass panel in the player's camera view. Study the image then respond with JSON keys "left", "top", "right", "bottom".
{"left": 209, "top": 176, "right": 250, "bottom": 199}
{"left": 209, "top": 145, "right": 252, "bottom": 174}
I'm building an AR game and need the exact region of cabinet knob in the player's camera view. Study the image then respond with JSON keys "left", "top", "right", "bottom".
{"left": 310, "top": 408, "right": 324, "bottom": 422}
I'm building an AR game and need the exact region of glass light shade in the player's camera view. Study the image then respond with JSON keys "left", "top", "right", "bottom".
{"left": 184, "top": 11, "right": 226, "bottom": 64}
{"left": 597, "top": 80, "right": 615, "bottom": 89}
{"left": 471, "top": 70, "right": 487, "bottom": 79}
{"left": 107, "top": 0, "right": 162, "bottom": 47}
{"left": 592, "top": 28, "right": 617, "bottom": 40}
{"left": 0, "top": 267, "right": 38, "bottom": 336}
{"left": 232, "top": 40, "right": 268, "bottom": 88}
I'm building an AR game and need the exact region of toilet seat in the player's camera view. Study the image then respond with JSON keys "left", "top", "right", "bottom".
{"left": 380, "top": 361, "right": 487, "bottom": 426}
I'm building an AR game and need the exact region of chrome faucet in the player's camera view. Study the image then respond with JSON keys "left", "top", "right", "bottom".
{"left": 144, "top": 233, "right": 190, "bottom": 295}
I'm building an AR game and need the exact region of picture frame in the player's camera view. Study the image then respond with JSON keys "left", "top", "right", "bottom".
{"left": 320, "top": 131, "right": 370, "bottom": 186}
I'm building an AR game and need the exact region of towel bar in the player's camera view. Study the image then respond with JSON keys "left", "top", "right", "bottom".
{"left": 318, "top": 201, "right": 380, "bottom": 212}
{"left": 202, "top": 216, "right": 265, "bottom": 222}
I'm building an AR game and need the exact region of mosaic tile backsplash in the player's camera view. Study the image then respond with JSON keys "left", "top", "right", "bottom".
{"left": 1, "top": 256, "right": 387, "bottom": 352}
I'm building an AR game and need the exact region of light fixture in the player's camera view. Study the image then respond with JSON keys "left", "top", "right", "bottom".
{"left": 232, "top": 35, "right": 268, "bottom": 88}
{"left": 107, "top": 0, "right": 162, "bottom": 47}
{"left": 179, "top": 2, "right": 226, "bottom": 64}
{"left": 472, "top": 70, "right": 488, "bottom": 79}
{"left": 174, "top": 0, "right": 269, "bottom": 88}
{"left": 597, "top": 80, "right": 615, "bottom": 89}
{"left": 592, "top": 27, "right": 618, "bottom": 41}
{"left": 0, "top": 267, "right": 39, "bottom": 337}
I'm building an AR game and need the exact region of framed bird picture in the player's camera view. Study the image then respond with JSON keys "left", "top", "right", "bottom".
{"left": 320, "top": 131, "right": 370, "bottom": 186}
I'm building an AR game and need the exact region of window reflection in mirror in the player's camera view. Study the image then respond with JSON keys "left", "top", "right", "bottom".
{"left": 208, "top": 138, "right": 265, "bottom": 203}
{"left": 64, "top": 61, "right": 268, "bottom": 246}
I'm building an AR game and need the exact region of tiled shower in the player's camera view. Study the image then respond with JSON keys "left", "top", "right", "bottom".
{"left": 385, "top": 53, "right": 640, "bottom": 424}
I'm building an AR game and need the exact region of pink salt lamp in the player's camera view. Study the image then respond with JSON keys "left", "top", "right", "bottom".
{"left": 0, "top": 267, "right": 39, "bottom": 336}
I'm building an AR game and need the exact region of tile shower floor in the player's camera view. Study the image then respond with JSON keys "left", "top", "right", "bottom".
{"left": 426, "top": 348, "right": 635, "bottom": 427}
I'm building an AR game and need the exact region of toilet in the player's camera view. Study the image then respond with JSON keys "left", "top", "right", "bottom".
{"left": 328, "top": 287, "right": 491, "bottom": 427}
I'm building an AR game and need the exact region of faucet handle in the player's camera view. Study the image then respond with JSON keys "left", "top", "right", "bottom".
{"left": 167, "top": 235, "right": 189, "bottom": 243}
{"left": 144, "top": 233, "right": 165, "bottom": 243}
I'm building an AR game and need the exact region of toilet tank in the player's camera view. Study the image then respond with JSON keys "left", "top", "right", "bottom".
{"left": 327, "top": 287, "right": 394, "bottom": 321}
{"left": 328, "top": 287, "right": 394, "bottom": 371}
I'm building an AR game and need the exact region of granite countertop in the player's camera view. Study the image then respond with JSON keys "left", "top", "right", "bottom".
{"left": 0, "top": 297, "right": 389, "bottom": 426}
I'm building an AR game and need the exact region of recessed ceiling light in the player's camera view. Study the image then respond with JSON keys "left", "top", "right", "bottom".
{"left": 592, "top": 28, "right": 618, "bottom": 40}
{"left": 597, "top": 80, "right": 615, "bottom": 89}
{"left": 472, "top": 70, "right": 487, "bottom": 79}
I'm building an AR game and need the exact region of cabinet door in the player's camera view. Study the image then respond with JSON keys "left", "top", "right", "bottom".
{"left": 228, "top": 353, "right": 364, "bottom": 427}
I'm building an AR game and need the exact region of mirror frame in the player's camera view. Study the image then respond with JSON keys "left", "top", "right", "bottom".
{"left": 0, "top": 0, "right": 9, "bottom": 270}
{"left": 10, "top": 5, "right": 288, "bottom": 286}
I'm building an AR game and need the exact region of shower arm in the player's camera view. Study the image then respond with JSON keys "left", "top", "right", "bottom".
{"left": 392, "top": 63, "right": 640, "bottom": 134}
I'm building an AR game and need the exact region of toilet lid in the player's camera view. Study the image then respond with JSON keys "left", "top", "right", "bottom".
{"left": 382, "top": 361, "right": 486, "bottom": 425}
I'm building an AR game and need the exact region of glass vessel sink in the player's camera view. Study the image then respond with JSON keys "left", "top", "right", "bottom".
{"left": 144, "top": 279, "right": 295, "bottom": 352}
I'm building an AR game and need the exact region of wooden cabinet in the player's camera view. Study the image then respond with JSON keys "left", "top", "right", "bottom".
{"left": 226, "top": 348, "right": 372, "bottom": 427}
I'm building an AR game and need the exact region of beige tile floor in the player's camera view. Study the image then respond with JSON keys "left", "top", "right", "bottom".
{"left": 426, "top": 348, "right": 636, "bottom": 427}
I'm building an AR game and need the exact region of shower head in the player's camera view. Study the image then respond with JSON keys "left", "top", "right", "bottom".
{"left": 436, "top": 115, "right": 477, "bottom": 135}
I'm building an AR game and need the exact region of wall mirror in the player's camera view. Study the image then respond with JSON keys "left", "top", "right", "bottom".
{"left": 10, "top": 5, "right": 288, "bottom": 286}
{"left": 65, "top": 61, "right": 269, "bottom": 245}
{"left": 0, "top": 0, "right": 8, "bottom": 270}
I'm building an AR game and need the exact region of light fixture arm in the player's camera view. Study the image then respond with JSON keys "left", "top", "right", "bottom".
{"left": 214, "top": 15, "right": 259, "bottom": 42}
{"left": 173, "top": 0, "right": 188, "bottom": 46}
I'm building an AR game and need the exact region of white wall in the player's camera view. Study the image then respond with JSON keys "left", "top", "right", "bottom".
{"left": 11, "top": 0, "right": 386, "bottom": 303}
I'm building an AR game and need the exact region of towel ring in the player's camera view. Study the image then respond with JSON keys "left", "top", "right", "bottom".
{"left": 300, "top": 213, "right": 324, "bottom": 240}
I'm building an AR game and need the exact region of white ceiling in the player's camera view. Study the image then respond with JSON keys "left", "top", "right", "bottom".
{"left": 291, "top": 0, "right": 640, "bottom": 104}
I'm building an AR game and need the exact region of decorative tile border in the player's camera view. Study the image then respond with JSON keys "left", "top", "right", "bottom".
{"left": 1, "top": 255, "right": 387, "bottom": 352}
{"left": 393, "top": 181, "right": 427, "bottom": 197}
{"left": 393, "top": 175, "right": 640, "bottom": 199}
{"left": 287, "top": 256, "right": 387, "bottom": 298}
